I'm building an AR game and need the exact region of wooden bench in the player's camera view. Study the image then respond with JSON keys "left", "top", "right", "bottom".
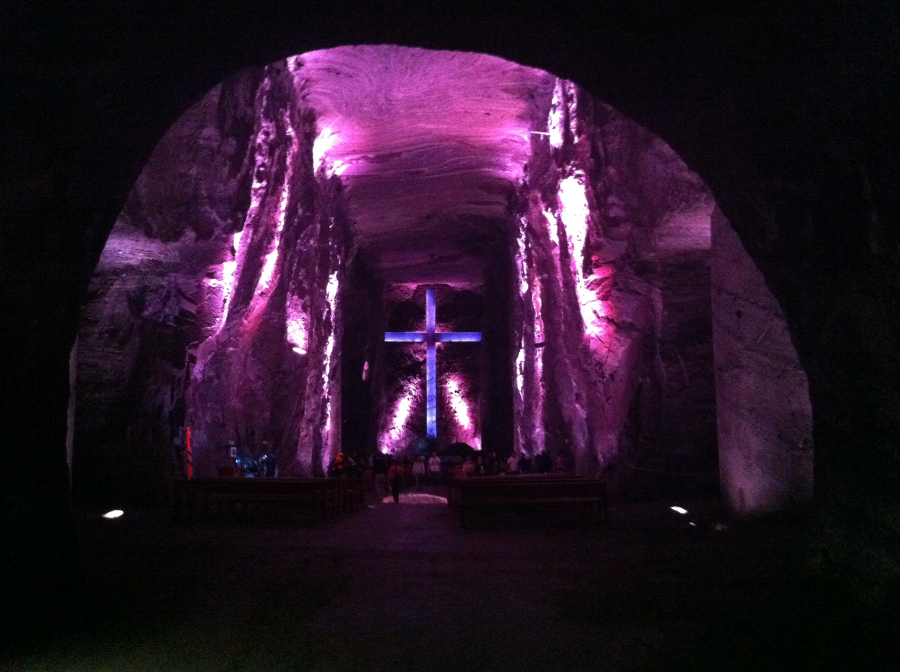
{"left": 173, "top": 477, "right": 365, "bottom": 523}
{"left": 446, "top": 472, "right": 583, "bottom": 505}
{"left": 448, "top": 474, "right": 608, "bottom": 528}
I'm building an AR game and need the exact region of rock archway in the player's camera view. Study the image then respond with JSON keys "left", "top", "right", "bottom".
{"left": 4, "top": 4, "right": 897, "bottom": 631}
{"left": 73, "top": 46, "right": 812, "bottom": 515}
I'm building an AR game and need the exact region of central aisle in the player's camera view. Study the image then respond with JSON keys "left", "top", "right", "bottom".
{"left": 16, "top": 496, "right": 822, "bottom": 671}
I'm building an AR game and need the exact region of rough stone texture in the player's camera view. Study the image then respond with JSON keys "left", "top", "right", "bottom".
{"left": 74, "top": 227, "right": 217, "bottom": 503}
{"left": 72, "top": 70, "right": 264, "bottom": 502}
{"left": 186, "top": 63, "right": 351, "bottom": 478}
{"left": 296, "top": 46, "right": 553, "bottom": 284}
{"left": 120, "top": 72, "right": 261, "bottom": 242}
{"left": 3, "top": 1, "right": 899, "bottom": 649}
{"left": 511, "top": 85, "right": 720, "bottom": 498}
{"left": 74, "top": 55, "right": 729, "bottom": 501}
{"left": 591, "top": 102, "right": 719, "bottom": 498}
{"left": 712, "top": 207, "right": 814, "bottom": 514}
{"left": 74, "top": 62, "right": 353, "bottom": 491}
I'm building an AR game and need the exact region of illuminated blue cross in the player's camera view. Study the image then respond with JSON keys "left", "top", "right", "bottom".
{"left": 385, "top": 288, "right": 481, "bottom": 438}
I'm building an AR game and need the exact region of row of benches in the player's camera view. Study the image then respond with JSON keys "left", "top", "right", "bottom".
{"left": 173, "top": 477, "right": 366, "bottom": 523}
{"left": 172, "top": 472, "right": 608, "bottom": 528}
{"left": 446, "top": 473, "right": 608, "bottom": 528}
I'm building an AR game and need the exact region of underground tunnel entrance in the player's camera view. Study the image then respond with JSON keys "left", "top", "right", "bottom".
{"left": 70, "top": 45, "right": 812, "bottom": 516}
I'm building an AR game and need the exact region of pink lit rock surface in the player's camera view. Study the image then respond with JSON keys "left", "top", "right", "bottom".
{"left": 188, "top": 63, "right": 350, "bottom": 477}
{"left": 295, "top": 46, "right": 553, "bottom": 284}
{"left": 74, "top": 45, "right": 807, "bottom": 510}
{"left": 712, "top": 207, "right": 813, "bottom": 514}
{"left": 510, "top": 87, "right": 720, "bottom": 495}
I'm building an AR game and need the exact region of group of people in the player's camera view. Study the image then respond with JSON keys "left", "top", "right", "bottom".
{"left": 327, "top": 448, "right": 571, "bottom": 504}
{"left": 507, "top": 449, "right": 567, "bottom": 475}
{"left": 460, "top": 449, "right": 567, "bottom": 477}
{"left": 223, "top": 439, "right": 277, "bottom": 478}
{"left": 372, "top": 452, "right": 443, "bottom": 502}
{"left": 326, "top": 451, "right": 371, "bottom": 478}
{"left": 222, "top": 443, "right": 568, "bottom": 488}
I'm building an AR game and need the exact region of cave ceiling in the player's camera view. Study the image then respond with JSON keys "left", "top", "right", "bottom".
{"left": 295, "top": 46, "right": 554, "bottom": 285}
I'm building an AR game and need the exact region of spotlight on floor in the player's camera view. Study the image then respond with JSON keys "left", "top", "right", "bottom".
{"left": 381, "top": 493, "right": 448, "bottom": 505}
{"left": 102, "top": 509, "right": 124, "bottom": 519}
{"left": 670, "top": 506, "right": 688, "bottom": 515}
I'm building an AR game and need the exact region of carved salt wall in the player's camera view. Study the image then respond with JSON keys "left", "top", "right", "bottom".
{"left": 513, "top": 81, "right": 717, "bottom": 493}
{"left": 187, "top": 60, "right": 351, "bottom": 477}
{"left": 74, "top": 72, "right": 262, "bottom": 503}
{"left": 712, "top": 207, "right": 814, "bottom": 514}
{"left": 293, "top": 46, "right": 540, "bottom": 459}
{"left": 76, "top": 49, "right": 767, "bottom": 502}
{"left": 74, "top": 61, "right": 356, "bottom": 499}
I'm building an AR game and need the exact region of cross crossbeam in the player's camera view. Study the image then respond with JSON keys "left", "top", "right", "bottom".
{"left": 385, "top": 288, "right": 481, "bottom": 438}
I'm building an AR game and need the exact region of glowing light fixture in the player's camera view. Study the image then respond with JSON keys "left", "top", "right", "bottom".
{"left": 556, "top": 175, "right": 613, "bottom": 347}
{"left": 385, "top": 288, "right": 481, "bottom": 438}
{"left": 255, "top": 186, "right": 289, "bottom": 296}
{"left": 387, "top": 385, "right": 416, "bottom": 442}
{"left": 381, "top": 493, "right": 448, "bottom": 505}
{"left": 313, "top": 126, "right": 341, "bottom": 175}
{"left": 320, "top": 269, "right": 341, "bottom": 463}
{"left": 205, "top": 231, "right": 244, "bottom": 331}
{"left": 670, "top": 506, "right": 688, "bottom": 515}
{"left": 102, "top": 510, "right": 124, "bottom": 519}
{"left": 446, "top": 376, "right": 472, "bottom": 429}
{"left": 548, "top": 80, "right": 565, "bottom": 149}
{"left": 285, "top": 295, "right": 308, "bottom": 354}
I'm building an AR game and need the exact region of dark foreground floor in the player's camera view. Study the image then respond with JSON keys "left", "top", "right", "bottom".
{"left": 6, "top": 490, "right": 896, "bottom": 671}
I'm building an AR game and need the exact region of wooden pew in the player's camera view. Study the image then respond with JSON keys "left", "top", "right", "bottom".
{"left": 446, "top": 472, "right": 583, "bottom": 506}
{"left": 448, "top": 474, "right": 608, "bottom": 528}
{"left": 173, "top": 477, "right": 364, "bottom": 523}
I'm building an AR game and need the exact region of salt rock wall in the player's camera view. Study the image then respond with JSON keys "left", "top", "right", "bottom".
{"left": 712, "top": 207, "right": 814, "bottom": 514}
{"left": 75, "top": 60, "right": 355, "bottom": 500}
{"left": 512, "top": 80, "right": 717, "bottom": 493}
{"left": 188, "top": 60, "right": 351, "bottom": 477}
{"left": 74, "top": 72, "right": 262, "bottom": 504}
{"left": 120, "top": 71, "right": 262, "bottom": 241}
{"left": 339, "top": 258, "right": 385, "bottom": 459}
{"left": 74, "top": 229, "right": 217, "bottom": 504}
{"left": 593, "top": 99, "right": 718, "bottom": 497}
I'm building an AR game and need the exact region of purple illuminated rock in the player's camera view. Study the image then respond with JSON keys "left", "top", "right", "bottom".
{"left": 73, "top": 45, "right": 809, "bottom": 513}
{"left": 712, "top": 207, "right": 813, "bottom": 513}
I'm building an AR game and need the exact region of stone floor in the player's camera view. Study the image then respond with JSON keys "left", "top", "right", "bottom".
{"left": 7, "top": 487, "right": 894, "bottom": 671}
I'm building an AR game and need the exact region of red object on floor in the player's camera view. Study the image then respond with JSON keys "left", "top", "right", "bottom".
{"left": 186, "top": 426, "right": 193, "bottom": 480}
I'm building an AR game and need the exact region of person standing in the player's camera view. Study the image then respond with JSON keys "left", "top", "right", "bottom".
{"left": 462, "top": 454, "right": 476, "bottom": 477}
{"left": 517, "top": 453, "right": 531, "bottom": 474}
{"left": 507, "top": 453, "right": 519, "bottom": 474}
{"left": 373, "top": 452, "right": 388, "bottom": 499}
{"left": 388, "top": 460, "right": 404, "bottom": 503}
{"left": 554, "top": 453, "right": 567, "bottom": 473}
{"left": 427, "top": 452, "right": 442, "bottom": 484}
{"left": 536, "top": 450, "right": 553, "bottom": 474}
{"left": 412, "top": 455, "right": 426, "bottom": 491}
